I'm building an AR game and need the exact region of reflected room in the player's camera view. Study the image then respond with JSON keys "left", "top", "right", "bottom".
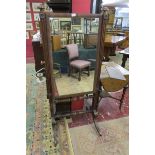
{"left": 49, "top": 16, "right": 99, "bottom": 97}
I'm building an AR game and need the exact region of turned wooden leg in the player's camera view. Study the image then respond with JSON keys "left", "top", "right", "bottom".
{"left": 104, "top": 47, "right": 110, "bottom": 62}
{"left": 119, "top": 86, "right": 127, "bottom": 110}
{"left": 88, "top": 66, "right": 90, "bottom": 76}
{"left": 121, "top": 54, "right": 128, "bottom": 68}
{"left": 78, "top": 69, "right": 81, "bottom": 81}
{"left": 68, "top": 66, "right": 71, "bottom": 76}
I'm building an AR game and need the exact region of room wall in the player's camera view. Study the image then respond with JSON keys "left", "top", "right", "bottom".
{"left": 26, "top": 0, "right": 91, "bottom": 58}
{"left": 72, "top": 0, "right": 91, "bottom": 13}
{"left": 26, "top": 0, "right": 46, "bottom": 58}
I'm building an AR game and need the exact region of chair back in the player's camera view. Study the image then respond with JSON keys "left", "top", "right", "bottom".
{"left": 66, "top": 44, "right": 79, "bottom": 60}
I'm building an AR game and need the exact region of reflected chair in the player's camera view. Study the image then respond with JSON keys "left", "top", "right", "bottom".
{"left": 66, "top": 44, "right": 91, "bottom": 81}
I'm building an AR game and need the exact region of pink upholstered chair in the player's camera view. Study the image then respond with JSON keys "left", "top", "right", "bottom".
{"left": 66, "top": 44, "right": 91, "bottom": 81}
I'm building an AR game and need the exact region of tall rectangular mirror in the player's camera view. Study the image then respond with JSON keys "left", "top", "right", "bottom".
{"left": 39, "top": 12, "right": 105, "bottom": 116}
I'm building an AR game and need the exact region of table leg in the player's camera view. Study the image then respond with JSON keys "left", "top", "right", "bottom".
{"left": 121, "top": 54, "right": 128, "bottom": 67}
{"left": 109, "top": 46, "right": 116, "bottom": 56}
{"left": 103, "top": 47, "right": 110, "bottom": 61}
{"left": 119, "top": 86, "right": 127, "bottom": 110}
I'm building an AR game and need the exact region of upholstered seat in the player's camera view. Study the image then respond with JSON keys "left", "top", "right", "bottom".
{"left": 66, "top": 44, "right": 91, "bottom": 81}
{"left": 70, "top": 60, "right": 91, "bottom": 69}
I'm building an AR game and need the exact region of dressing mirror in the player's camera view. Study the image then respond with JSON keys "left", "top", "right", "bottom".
{"left": 39, "top": 12, "right": 105, "bottom": 118}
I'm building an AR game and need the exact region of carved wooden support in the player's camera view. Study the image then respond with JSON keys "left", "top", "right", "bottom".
{"left": 92, "top": 13, "right": 106, "bottom": 111}
{"left": 40, "top": 12, "right": 55, "bottom": 115}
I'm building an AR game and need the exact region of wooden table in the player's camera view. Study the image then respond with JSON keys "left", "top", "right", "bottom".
{"left": 100, "top": 61, "right": 129, "bottom": 109}
{"left": 100, "top": 62, "right": 129, "bottom": 92}
{"left": 51, "top": 35, "right": 61, "bottom": 51}
{"left": 119, "top": 48, "right": 129, "bottom": 67}
{"left": 104, "top": 35, "right": 127, "bottom": 61}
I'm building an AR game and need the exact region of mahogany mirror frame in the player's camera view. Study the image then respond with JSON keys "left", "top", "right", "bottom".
{"left": 39, "top": 12, "right": 106, "bottom": 116}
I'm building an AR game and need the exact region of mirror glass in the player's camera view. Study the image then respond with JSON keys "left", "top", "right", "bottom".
{"left": 49, "top": 17, "right": 99, "bottom": 97}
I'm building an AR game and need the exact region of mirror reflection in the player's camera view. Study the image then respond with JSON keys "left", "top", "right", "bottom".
{"left": 49, "top": 17, "right": 99, "bottom": 97}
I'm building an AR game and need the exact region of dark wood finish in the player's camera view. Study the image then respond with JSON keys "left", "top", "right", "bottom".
{"left": 32, "top": 41, "right": 44, "bottom": 72}
{"left": 121, "top": 54, "right": 129, "bottom": 67}
{"left": 40, "top": 13, "right": 55, "bottom": 116}
{"left": 39, "top": 12, "right": 106, "bottom": 118}
{"left": 47, "top": 0, "right": 72, "bottom": 13}
{"left": 92, "top": 13, "right": 106, "bottom": 111}
{"left": 103, "top": 35, "right": 127, "bottom": 61}
{"left": 39, "top": 12, "right": 111, "bottom": 138}
{"left": 119, "top": 48, "right": 129, "bottom": 68}
{"left": 44, "top": 12, "right": 101, "bottom": 18}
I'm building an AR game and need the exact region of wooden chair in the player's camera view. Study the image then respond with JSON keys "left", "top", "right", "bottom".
{"left": 66, "top": 44, "right": 91, "bottom": 81}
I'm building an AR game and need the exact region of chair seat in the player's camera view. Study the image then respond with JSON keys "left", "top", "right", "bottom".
{"left": 70, "top": 60, "right": 91, "bottom": 69}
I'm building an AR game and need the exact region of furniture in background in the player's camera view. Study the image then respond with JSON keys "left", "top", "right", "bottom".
{"left": 32, "top": 41, "right": 44, "bottom": 73}
{"left": 67, "top": 32, "right": 84, "bottom": 45}
{"left": 118, "top": 31, "right": 129, "bottom": 49}
{"left": 32, "top": 40, "right": 96, "bottom": 73}
{"left": 105, "top": 7, "right": 116, "bottom": 31}
{"left": 106, "top": 29, "right": 128, "bottom": 36}
{"left": 119, "top": 48, "right": 129, "bottom": 68}
{"left": 51, "top": 35, "right": 61, "bottom": 51}
{"left": 66, "top": 44, "right": 91, "bottom": 81}
{"left": 32, "top": 41, "right": 62, "bottom": 77}
{"left": 83, "top": 34, "right": 127, "bottom": 61}
{"left": 84, "top": 33, "right": 98, "bottom": 48}
{"left": 114, "top": 17, "right": 123, "bottom": 29}
{"left": 100, "top": 61, "right": 129, "bottom": 110}
{"left": 103, "top": 35, "right": 127, "bottom": 61}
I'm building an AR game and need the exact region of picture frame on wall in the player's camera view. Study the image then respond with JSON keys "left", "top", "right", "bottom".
{"left": 26, "top": 13, "right": 32, "bottom": 22}
{"left": 26, "top": 2, "right": 31, "bottom": 11}
{"left": 72, "top": 25, "right": 81, "bottom": 32}
{"left": 72, "top": 17, "right": 81, "bottom": 25}
{"left": 60, "top": 21, "right": 71, "bottom": 31}
{"left": 26, "top": 31, "right": 29, "bottom": 39}
{"left": 52, "top": 19, "right": 59, "bottom": 30}
{"left": 32, "top": 2, "right": 42, "bottom": 12}
{"left": 26, "top": 23, "right": 33, "bottom": 30}
{"left": 34, "top": 13, "right": 40, "bottom": 21}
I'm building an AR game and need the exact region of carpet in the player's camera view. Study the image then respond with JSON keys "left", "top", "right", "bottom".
{"left": 68, "top": 88, "right": 129, "bottom": 128}
{"left": 26, "top": 51, "right": 129, "bottom": 154}
{"left": 69, "top": 117, "right": 129, "bottom": 155}
{"left": 26, "top": 64, "right": 74, "bottom": 155}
